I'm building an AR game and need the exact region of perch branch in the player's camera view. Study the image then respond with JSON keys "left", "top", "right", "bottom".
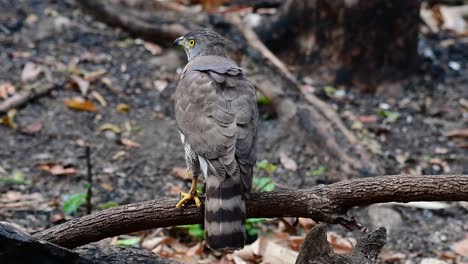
{"left": 34, "top": 174, "right": 468, "bottom": 249}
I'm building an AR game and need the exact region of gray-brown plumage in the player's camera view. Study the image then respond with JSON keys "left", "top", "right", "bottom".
{"left": 173, "top": 29, "right": 258, "bottom": 251}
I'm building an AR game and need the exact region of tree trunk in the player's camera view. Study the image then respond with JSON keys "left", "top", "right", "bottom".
{"left": 257, "top": 0, "right": 422, "bottom": 90}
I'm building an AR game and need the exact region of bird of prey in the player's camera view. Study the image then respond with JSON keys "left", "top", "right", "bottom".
{"left": 173, "top": 29, "right": 258, "bottom": 251}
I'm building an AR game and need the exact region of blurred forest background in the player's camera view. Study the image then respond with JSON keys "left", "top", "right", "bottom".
{"left": 0, "top": 0, "right": 468, "bottom": 263}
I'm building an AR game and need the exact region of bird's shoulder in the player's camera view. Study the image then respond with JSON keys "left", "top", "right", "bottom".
{"left": 174, "top": 55, "right": 257, "bottom": 161}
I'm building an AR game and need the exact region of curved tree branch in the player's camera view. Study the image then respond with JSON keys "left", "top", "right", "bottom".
{"left": 34, "top": 174, "right": 468, "bottom": 249}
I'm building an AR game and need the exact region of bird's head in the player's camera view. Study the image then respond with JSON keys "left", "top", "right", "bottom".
{"left": 173, "top": 29, "right": 228, "bottom": 61}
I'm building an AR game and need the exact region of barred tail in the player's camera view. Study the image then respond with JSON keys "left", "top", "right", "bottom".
{"left": 204, "top": 171, "right": 246, "bottom": 251}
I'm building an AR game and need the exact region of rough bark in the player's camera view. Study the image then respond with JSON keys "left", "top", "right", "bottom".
{"left": 34, "top": 174, "right": 468, "bottom": 249}
{"left": 295, "top": 224, "right": 386, "bottom": 264}
{"left": 0, "top": 222, "right": 180, "bottom": 264}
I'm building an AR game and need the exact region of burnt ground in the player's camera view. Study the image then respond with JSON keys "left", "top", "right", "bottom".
{"left": 0, "top": 0, "right": 467, "bottom": 263}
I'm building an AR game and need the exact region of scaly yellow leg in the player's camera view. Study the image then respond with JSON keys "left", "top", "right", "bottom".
{"left": 176, "top": 177, "right": 202, "bottom": 208}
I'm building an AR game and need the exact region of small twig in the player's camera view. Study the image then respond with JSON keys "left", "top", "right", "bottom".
{"left": 0, "top": 83, "right": 59, "bottom": 114}
{"left": 85, "top": 146, "right": 92, "bottom": 215}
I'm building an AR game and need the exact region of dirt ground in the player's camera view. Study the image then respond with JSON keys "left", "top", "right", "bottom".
{"left": 0, "top": 0, "right": 467, "bottom": 263}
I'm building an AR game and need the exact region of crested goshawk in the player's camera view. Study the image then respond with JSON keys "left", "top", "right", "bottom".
{"left": 173, "top": 29, "right": 258, "bottom": 251}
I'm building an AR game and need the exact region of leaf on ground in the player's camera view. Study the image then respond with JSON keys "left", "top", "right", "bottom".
{"left": 0, "top": 82, "right": 16, "bottom": 99}
{"left": 452, "top": 238, "right": 468, "bottom": 257}
{"left": 257, "top": 95, "right": 271, "bottom": 105}
{"left": 444, "top": 129, "right": 468, "bottom": 139}
{"left": 112, "top": 150, "right": 127, "bottom": 160}
{"left": 153, "top": 80, "right": 168, "bottom": 92}
{"left": 262, "top": 240, "right": 298, "bottom": 264}
{"left": 171, "top": 167, "right": 191, "bottom": 181}
{"left": 378, "top": 110, "right": 400, "bottom": 123}
{"left": 278, "top": 152, "right": 297, "bottom": 171}
{"left": 63, "top": 193, "right": 86, "bottom": 215}
{"left": 439, "top": 5, "right": 468, "bottom": 34}
{"left": 169, "top": 185, "right": 184, "bottom": 195}
{"left": 142, "top": 236, "right": 174, "bottom": 250}
{"left": 83, "top": 69, "right": 107, "bottom": 82}
{"left": 308, "top": 166, "right": 326, "bottom": 177}
{"left": 37, "top": 163, "right": 77, "bottom": 176}
{"left": 298, "top": 218, "right": 316, "bottom": 231}
{"left": 0, "top": 191, "right": 50, "bottom": 211}
{"left": 186, "top": 242, "right": 205, "bottom": 256}
{"left": 91, "top": 91, "right": 107, "bottom": 106}
{"left": 143, "top": 41, "right": 163, "bottom": 55}
{"left": 21, "top": 62, "right": 42, "bottom": 83}
{"left": 70, "top": 75, "right": 90, "bottom": 96}
{"left": 327, "top": 232, "right": 355, "bottom": 255}
{"left": 0, "top": 109, "right": 17, "bottom": 129}
{"left": 182, "top": 224, "right": 205, "bottom": 240}
{"left": 98, "top": 123, "right": 121, "bottom": 134}
{"left": 64, "top": 98, "right": 98, "bottom": 112}
{"left": 0, "top": 170, "right": 30, "bottom": 185}
{"left": 116, "top": 103, "right": 130, "bottom": 113}
{"left": 114, "top": 236, "right": 141, "bottom": 247}
{"left": 256, "top": 160, "right": 277, "bottom": 174}
{"left": 21, "top": 121, "right": 43, "bottom": 134}
{"left": 357, "top": 115, "right": 378, "bottom": 123}
{"left": 120, "top": 138, "right": 140, "bottom": 148}
{"left": 253, "top": 177, "right": 275, "bottom": 192}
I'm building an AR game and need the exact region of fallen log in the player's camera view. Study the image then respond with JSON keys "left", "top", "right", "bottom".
{"left": 0, "top": 222, "right": 180, "bottom": 264}
{"left": 34, "top": 174, "right": 468, "bottom": 249}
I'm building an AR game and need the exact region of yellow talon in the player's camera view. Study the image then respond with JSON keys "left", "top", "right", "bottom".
{"left": 176, "top": 177, "right": 202, "bottom": 208}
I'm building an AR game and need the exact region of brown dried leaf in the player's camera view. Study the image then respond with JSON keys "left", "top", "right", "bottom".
{"left": 49, "top": 213, "right": 65, "bottom": 223}
{"left": 169, "top": 185, "right": 184, "bottom": 195}
{"left": 0, "top": 109, "right": 17, "bottom": 129}
{"left": 70, "top": 75, "right": 90, "bottom": 96}
{"left": 21, "top": 121, "right": 43, "bottom": 134}
{"left": 142, "top": 236, "right": 174, "bottom": 250}
{"left": 0, "top": 191, "right": 51, "bottom": 211}
{"left": 0, "top": 82, "right": 16, "bottom": 99}
{"left": 112, "top": 150, "right": 126, "bottom": 160}
{"left": 37, "top": 163, "right": 77, "bottom": 176}
{"left": 98, "top": 123, "right": 121, "bottom": 134}
{"left": 452, "top": 238, "right": 468, "bottom": 257}
{"left": 116, "top": 103, "right": 130, "bottom": 113}
{"left": 445, "top": 129, "right": 468, "bottom": 139}
{"left": 288, "top": 236, "right": 305, "bottom": 251}
{"left": 21, "top": 62, "right": 42, "bottom": 83}
{"left": 83, "top": 69, "right": 107, "bottom": 82}
{"left": 100, "top": 183, "right": 113, "bottom": 191}
{"left": 262, "top": 240, "right": 298, "bottom": 264}
{"left": 64, "top": 98, "right": 98, "bottom": 112}
{"left": 186, "top": 242, "right": 205, "bottom": 256}
{"left": 357, "top": 115, "right": 378, "bottom": 123}
{"left": 278, "top": 151, "right": 297, "bottom": 171}
{"left": 120, "top": 138, "right": 141, "bottom": 148}
{"left": 143, "top": 41, "right": 162, "bottom": 55}
{"left": 91, "top": 91, "right": 107, "bottom": 106}
{"left": 298, "top": 218, "right": 316, "bottom": 232}
{"left": 327, "top": 232, "right": 355, "bottom": 255}
{"left": 171, "top": 167, "right": 191, "bottom": 181}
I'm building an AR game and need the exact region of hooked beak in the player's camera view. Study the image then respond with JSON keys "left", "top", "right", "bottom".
{"left": 173, "top": 36, "right": 184, "bottom": 47}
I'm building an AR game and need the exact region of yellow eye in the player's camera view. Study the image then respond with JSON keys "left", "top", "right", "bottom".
{"left": 188, "top": 39, "right": 196, "bottom": 47}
